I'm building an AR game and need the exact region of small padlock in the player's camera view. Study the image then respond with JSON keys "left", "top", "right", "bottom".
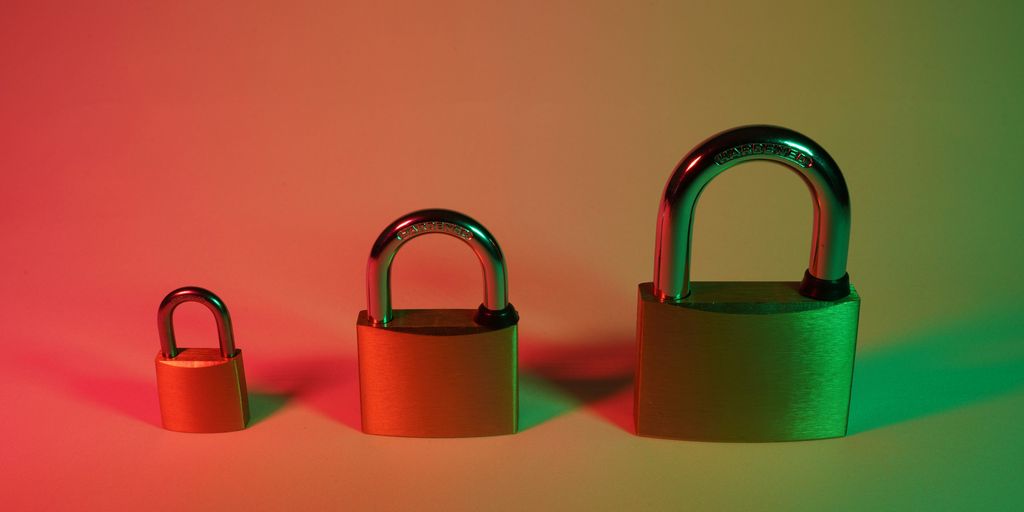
{"left": 356, "top": 209, "right": 519, "bottom": 437}
{"left": 154, "top": 286, "right": 250, "bottom": 433}
{"left": 635, "top": 125, "right": 860, "bottom": 442}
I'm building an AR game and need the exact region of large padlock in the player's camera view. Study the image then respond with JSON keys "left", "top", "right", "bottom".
{"left": 635, "top": 125, "right": 860, "bottom": 442}
{"left": 356, "top": 209, "right": 519, "bottom": 437}
{"left": 154, "top": 286, "right": 250, "bottom": 433}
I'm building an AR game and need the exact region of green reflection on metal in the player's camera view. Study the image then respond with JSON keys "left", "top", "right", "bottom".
{"left": 784, "top": 141, "right": 815, "bottom": 157}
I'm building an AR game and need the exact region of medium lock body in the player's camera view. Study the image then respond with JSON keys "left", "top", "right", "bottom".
{"left": 636, "top": 125, "right": 860, "bottom": 442}
{"left": 357, "top": 309, "right": 517, "bottom": 437}
{"left": 356, "top": 210, "right": 519, "bottom": 438}
{"left": 154, "top": 287, "right": 250, "bottom": 433}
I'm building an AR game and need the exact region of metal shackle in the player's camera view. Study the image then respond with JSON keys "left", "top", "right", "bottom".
{"left": 366, "top": 208, "right": 516, "bottom": 327}
{"left": 653, "top": 125, "right": 852, "bottom": 302}
{"left": 158, "top": 286, "right": 237, "bottom": 359}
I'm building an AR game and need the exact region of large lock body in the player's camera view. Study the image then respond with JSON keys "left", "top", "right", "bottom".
{"left": 155, "top": 348, "right": 250, "bottom": 433}
{"left": 635, "top": 281, "right": 859, "bottom": 442}
{"left": 357, "top": 308, "right": 518, "bottom": 437}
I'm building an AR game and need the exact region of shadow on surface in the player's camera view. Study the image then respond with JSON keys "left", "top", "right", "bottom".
{"left": 252, "top": 355, "right": 361, "bottom": 430}
{"left": 518, "top": 308, "right": 1024, "bottom": 435}
{"left": 247, "top": 391, "right": 290, "bottom": 426}
{"left": 9, "top": 341, "right": 300, "bottom": 429}
{"left": 77, "top": 375, "right": 164, "bottom": 427}
{"left": 850, "top": 309, "right": 1024, "bottom": 433}
{"left": 7, "top": 344, "right": 166, "bottom": 427}
{"left": 520, "top": 339, "right": 635, "bottom": 432}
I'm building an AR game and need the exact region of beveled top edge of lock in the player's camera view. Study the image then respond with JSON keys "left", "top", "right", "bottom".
{"left": 157, "top": 286, "right": 237, "bottom": 359}
{"left": 638, "top": 282, "right": 858, "bottom": 314}
{"left": 155, "top": 347, "right": 244, "bottom": 365}
{"left": 356, "top": 308, "right": 518, "bottom": 334}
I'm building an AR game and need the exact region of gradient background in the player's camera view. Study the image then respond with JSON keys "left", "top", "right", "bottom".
{"left": 2, "top": 1, "right": 1022, "bottom": 510}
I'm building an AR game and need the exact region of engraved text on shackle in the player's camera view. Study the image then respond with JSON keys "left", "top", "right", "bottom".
{"left": 713, "top": 143, "right": 813, "bottom": 168}
{"left": 396, "top": 221, "right": 474, "bottom": 241}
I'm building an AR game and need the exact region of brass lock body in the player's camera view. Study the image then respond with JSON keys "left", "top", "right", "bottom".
{"left": 154, "top": 287, "right": 250, "bottom": 433}
{"left": 357, "top": 209, "right": 519, "bottom": 438}
{"left": 636, "top": 125, "right": 860, "bottom": 442}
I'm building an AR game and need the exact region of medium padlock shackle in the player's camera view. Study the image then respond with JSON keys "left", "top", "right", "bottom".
{"left": 366, "top": 208, "right": 516, "bottom": 327}
{"left": 654, "top": 125, "right": 852, "bottom": 302}
{"left": 158, "top": 286, "right": 236, "bottom": 359}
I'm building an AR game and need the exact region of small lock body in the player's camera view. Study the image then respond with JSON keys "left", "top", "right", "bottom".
{"left": 357, "top": 309, "right": 517, "bottom": 437}
{"left": 155, "top": 348, "right": 250, "bottom": 433}
{"left": 636, "top": 282, "right": 858, "bottom": 441}
{"left": 357, "top": 209, "right": 519, "bottom": 438}
{"left": 637, "top": 125, "right": 860, "bottom": 442}
{"left": 154, "top": 287, "right": 250, "bottom": 433}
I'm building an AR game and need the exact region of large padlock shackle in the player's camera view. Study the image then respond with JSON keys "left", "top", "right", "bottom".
{"left": 366, "top": 208, "right": 515, "bottom": 326}
{"left": 158, "top": 286, "right": 236, "bottom": 359}
{"left": 654, "top": 125, "right": 852, "bottom": 302}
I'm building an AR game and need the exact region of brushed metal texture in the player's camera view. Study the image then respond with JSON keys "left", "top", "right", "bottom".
{"left": 357, "top": 309, "right": 518, "bottom": 438}
{"left": 155, "top": 348, "right": 250, "bottom": 433}
{"left": 635, "top": 282, "right": 859, "bottom": 442}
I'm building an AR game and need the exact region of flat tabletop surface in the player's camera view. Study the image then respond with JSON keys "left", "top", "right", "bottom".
{"left": 2, "top": 2, "right": 1022, "bottom": 510}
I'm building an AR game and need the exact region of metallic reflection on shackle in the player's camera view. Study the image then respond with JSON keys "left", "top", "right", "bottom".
{"left": 157, "top": 286, "right": 236, "bottom": 359}
{"left": 365, "top": 208, "right": 512, "bottom": 325}
{"left": 653, "top": 125, "right": 852, "bottom": 302}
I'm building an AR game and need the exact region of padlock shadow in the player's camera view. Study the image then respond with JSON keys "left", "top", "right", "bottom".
{"left": 73, "top": 378, "right": 289, "bottom": 429}
{"left": 246, "top": 392, "right": 291, "bottom": 426}
{"left": 519, "top": 339, "right": 635, "bottom": 433}
{"left": 9, "top": 342, "right": 292, "bottom": 429}
{"left": 6, "top": 343, "right": 166, "bottom": 427}
{"left": 249, "top": 354, "right": 362, "bottom": 430}
{"left": 72, "top": 374, "right": 165, "bottom": 427}
{"left": 850, "top": 308, "right": 1024, "bottom": 434}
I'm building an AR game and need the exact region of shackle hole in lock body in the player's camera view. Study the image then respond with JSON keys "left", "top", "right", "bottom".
{"left": 653, "top": 125, "right": 852, "bottom": 302}
{"left": 158, "top": 286, "right": 237, "bottom": 359}
{"left": 365, "top": 208, "right": 518, "bottom": 328}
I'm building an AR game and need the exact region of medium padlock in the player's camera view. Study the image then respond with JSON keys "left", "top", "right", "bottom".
{"left": 635, "top": 125, "right": 860, "bottom": 442}
{"left": 154, "top": 286, "right": 250, "bottom": 433}
{"left": 356, "top": 209, "right": 519, "bottom": 437}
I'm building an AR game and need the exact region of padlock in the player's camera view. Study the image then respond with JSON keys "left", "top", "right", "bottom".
{"left": 154, "top": 286, "right": 250, "bottom": 433}
{"left": 635, "top": 125, "right": 860, "bottom": 442}
{"left": 356, "top": 209, "right": 519, "bottom": 437}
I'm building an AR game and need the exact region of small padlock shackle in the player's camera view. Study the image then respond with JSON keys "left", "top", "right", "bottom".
{"left": 654, "top": 125, "right": 852, "bottom": 302}
{"left": 366, "top": 208, "right": 517, "bottom": 327}
{"left": 158, "top": 286, "right": 236, "bottom": 359}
